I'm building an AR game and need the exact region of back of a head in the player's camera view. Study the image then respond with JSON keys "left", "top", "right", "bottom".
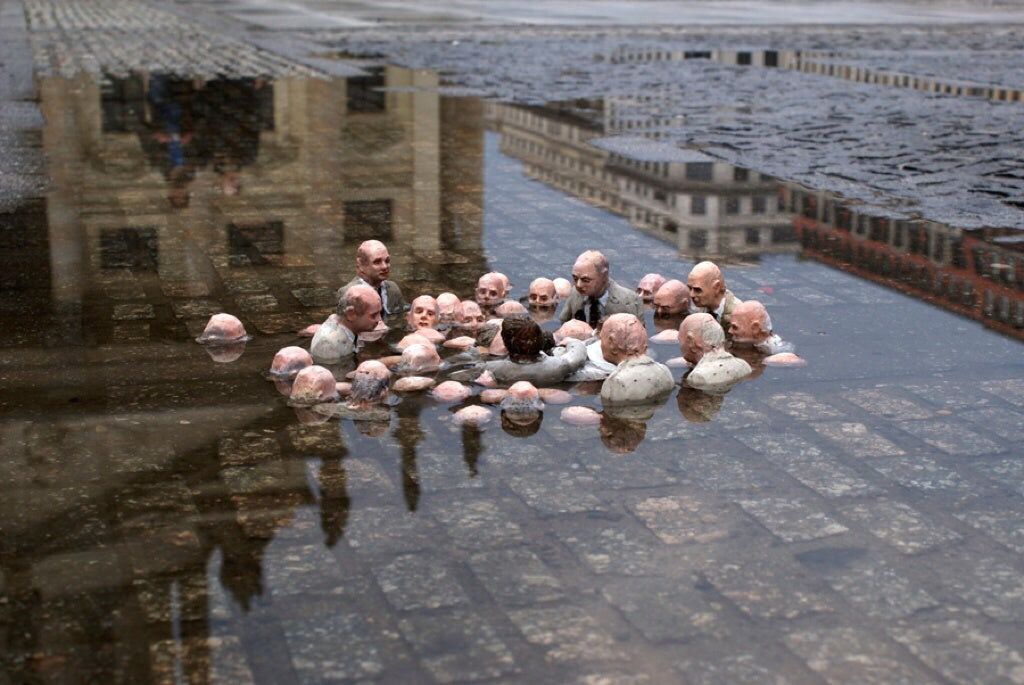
{"left": 578, "top": 249, "right": 609, "bottom": 274}
{"left": 501, "top": 314, "right": 544, "bottom": 362}
{"left": 698, "top": 318, "right": 725, "bottom": 349}
{"left": 600, "top": 313, "right": 647, "bottom": 362}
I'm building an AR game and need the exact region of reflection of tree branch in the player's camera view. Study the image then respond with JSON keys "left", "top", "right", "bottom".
{"left": 461, "top": 423, "right": 483, "bottom": 478}
{"left": 318, "top": 457, "right": 350, "bottom": 548}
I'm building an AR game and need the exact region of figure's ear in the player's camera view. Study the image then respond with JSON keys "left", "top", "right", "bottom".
{"left": 751, "top": 320, "right": 763, "bottom": 337}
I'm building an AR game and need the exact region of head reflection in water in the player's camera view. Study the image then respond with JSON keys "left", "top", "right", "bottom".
{"left": 500, "top": 381, "right": 544, "bottom": 427}
{"left": 599, "top": 415, "right": 647, "bottom": 454}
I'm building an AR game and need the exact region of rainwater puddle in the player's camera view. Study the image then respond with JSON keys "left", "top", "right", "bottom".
{"left": 1, "top": 66, "right": 1023, "bottom": 683}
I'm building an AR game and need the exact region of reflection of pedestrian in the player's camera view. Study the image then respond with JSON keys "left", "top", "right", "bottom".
{"left": 144, "top": 74, "right": 197, "bottom": 208}
{"left": 193, "top": 78, "right": 269, "bottom": 196}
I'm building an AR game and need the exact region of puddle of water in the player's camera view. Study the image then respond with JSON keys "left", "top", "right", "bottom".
{"left": 1, "top": 66, "right": 1023, "bottom": 683}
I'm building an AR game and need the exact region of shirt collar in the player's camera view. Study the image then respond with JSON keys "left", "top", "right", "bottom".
{"left": 713, "top": 295, "right": 727, "bottom": 319}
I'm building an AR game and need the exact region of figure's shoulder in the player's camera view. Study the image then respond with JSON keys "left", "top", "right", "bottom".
{"left": 336, "top": 277, "right": 362, "bottom": 299}
{"left": 724, "top": 289, "right": 741, "bottom": 309}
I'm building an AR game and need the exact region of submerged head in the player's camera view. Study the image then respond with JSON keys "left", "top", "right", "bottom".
{"left": 653, "top": 279, "right": 690, "bottom": 318}
{"left": 270, "top": 346, "right": 313, "bottom": 379}
{"left": 729, "top": 299, "right": 772, "bottom": 344}
{"left": 457, "top": 301, "right": 487, "bottom": 333}
{"left": 476, "top": 272, "right": 507, "bottom": 308}
{"left": 436, "top": 293, "right": 462, "bottom": 324}
{"left": 396, "top": 343, "right": 441, "bottom": 375}
{"left": 355, "top": 240, "right": 391, "bottom": 286}
{"left": 495, "top": 300, "right": 527, "bottom": 318}
{"left": 198, "top": 313, "right": 248, "bottom": 344}
{"left": 552, "top": 277, "right": 572, "bottom": 300}
{"left": 600, "top": 313, "right": 648, "bottom": 365}
{"left": 528, "top": 278, "right": 557, "bottom": 308}
{"left": 687, "top": 261, "right": 726, "bottom": 310}
{"left": 553, "top": 319, "right": 594, "bottom": 344}
{"left": 501, "top": 381, "right": 544, "bottom": 424}
{"left": 679, "top": 313, "right": 725, "bottom": 364}
{"left": 636, "top": 273, "right": 666, "bottom": 303}
{"left": 407, "top": 295, "right": 439, "bottom": 330}
{"left": 338, "top": 285, "right": 383, "bottom": 335}
{"left": 348, "top": 360, "right": 391, "bottom": 408}
{"left": 500, "top": 315, "right": 545, "bottom": 363}
{"left": 571, "top": 250, "right": 610, "bottom": 298}
{"left": 290, "top": 365, "right": 339, "bottom": 406}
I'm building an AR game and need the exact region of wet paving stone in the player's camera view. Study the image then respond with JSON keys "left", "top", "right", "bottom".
{"left": 973, "top": 458, "right": 1024, "bottom": 497}
{"left": 149, "top": 635, "right": 255, "bottom": 685}
{"left": 895, "top": 419, "right": 1004, "bottom": 456}
{"left": 601, "top": 575, "right": 727, "bottom": 642}
{"left": 959, "top": 406, "right": 1024, "bottom": 442}
{"left": 980, "top": 379, "right": 1024, "bottom": 407}
{"left": 844, "top": 387, "right": 934, "bottom": 420}
{"left": 507, "top": 470, "right": 606, "bottom": 515}
{"left": 870, "top": 455, "right": 966, "bottom": 491}
{"left": 281, "top": 613, "right": 384, "bottom": 683}
{"left": 766, "top": 391, "right": 844, "bottom": 420}
{"left": 810, "top": 421, "right": 905, "bottom": 458}
{"left": 112, "top": 303, "right": 155, "bottom": 321}
{"left": 737, "top": 497, "right": 849, "bottom": 543}
{"left": 628, "top": 494, "right": 741, "bottom": 545}
{"left": 738, "top": 433, "right": 881, "bottom": 499}
{"left": 468, "top": 547, "right": 564, "bottom": 606}
{"left": 507, "top": 605, "right": 627, "bottom": 663}
{"left": 890, "top": 619, "right": 1024, "bottom": 685}
{"left": 935, "top": 554, "right": 1024, "bottom": 622}
{"left": 953, "top": 506, "right": 1024, "bottom": 555}
{"left": 235, "top": 293, "right": 279, "bottom": 311}
{"left": 703, "top": 557, "right": 836, "bottom": 619}
{"left": 345, "top": 505, "right": 442, "bottom": 556}
{"left": 291, "top": 287, "right": 338, "bottom": 308}
{"left": 837, "top": 499, "right": 962, "bottom": 554}
{"left": 817, "top": 557, "right": 940, "bottom": 620}
{"left": 784, "top": 626, "right": 935, "bottom": 685}
{"left": 264, "top": 543, "right": 349, "bottom": 598}
{"left": 171, "top": 299, "right": 223, "bottom": 319}
{"left": 161, "top": 281, "right": 212, "bottom": 298}
{"left": 675, "top": 652, "right": 795, "bottom": 685}
{"left": 555, "top": 524, "right": 661, "bottom": 576}
{"left": 375, "top": 553, "right": 469, "bottom": 611}
{"left": 429, "top": 496, "right": 526, "bottom": 549}
{"left": 398, "top": 610, "right": 518, "bottom": 683}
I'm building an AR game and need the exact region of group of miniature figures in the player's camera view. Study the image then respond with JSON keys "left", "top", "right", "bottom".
{"left": 196, "top": 239, "right": 803, "bottom": 434}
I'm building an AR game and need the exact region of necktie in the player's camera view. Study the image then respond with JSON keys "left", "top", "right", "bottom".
{"left": 588, "top": 298, "right": 600, "bottom": 327}
{"left": 377, "top": 284, "right": 385, "bottom": 311}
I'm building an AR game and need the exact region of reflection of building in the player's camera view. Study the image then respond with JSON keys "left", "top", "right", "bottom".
{"left": 1, "top": 67, "right": 486, "bottom": 683}
{"left": 486, "top": 100, "right": 796, "bottom": 260}
{"left": 787, "top": 186, "right": 1024, "bottom": 340}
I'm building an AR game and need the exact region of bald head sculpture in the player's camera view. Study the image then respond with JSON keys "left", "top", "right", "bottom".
{"left": 687, "top": 261, "right": 726, "bottom": 311}
{"left": 600, "top": 313, "right": 648, "bottom": 365}
{"left": 436, "top": 293, "right": 462, "bottom": 324}
{"left": 729, "top": 300, "right": 772, "bottom": 345}
{"left": 197, "top": 313, "right": 248, "bottom": 344}
{"left": 572, "top": 250, "right": 610, "bottom": 298}
{"left": 348, "top": 360, "right": 391, "bottom": 409}
{"left": 528, "top": 278, "right": 557, "bottom": 308}
{"left": 636, "top": 273, "right": 666, "bottom": 303}
{"left": 552, "top": 277, "right": 572, "bottom": 300}
{"left": 407, "top": 295, "right": 439, "bottom": 330}
{"left": 495, "top": 300, "right": 527, "bottom": 318}
{"left": 679, "top": 313, "right": 723, "bottom": 365}
{"left": 395, "top": 343, "right": 441, "bottom": 375}
{"left": 501, "top": 381, "right": 544, "bottom": 424}
{"left": 355, "top": 240, "right": 391, "bottom": 287}
{"left": 457, "top": 301, "right": 487, "bottom": 333}
{"left": 476, "top": 273, "right": 507, "bottom": 309}
{"left": 653, "top": 279, "right": 690, "bottom": 318}
{"left": 339, "top": 285, "right": 383, "bottom": 335}
{"left": 553, "top": 319, "right": 594, "bottom": 344}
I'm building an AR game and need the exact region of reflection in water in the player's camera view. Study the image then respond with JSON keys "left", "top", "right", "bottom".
{"left": 1, "top": 62, "right": 1022, "bottom": 684}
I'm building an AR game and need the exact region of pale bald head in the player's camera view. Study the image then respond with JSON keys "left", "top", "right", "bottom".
{"left": 339, "top": 285, "right": 383, "bottom": 335}
{"left": 679, "top": 312, "right": 725, "bottom": 364}
{"left": 528, "top": 278, "right": 557, "bottom": 307}
{"left": 397, "top": 343, "right": 441, "bottom": 374}
{"left": 348, "top": 360, "right": 391, "bottom": 407}
{"left": 552, "top": 277, "right": 572, "bottom": 299}
{"left": 729, "top": 300, "right": 772, "bottom": 344}
{"left": 397, "top": 333, "right": 434, "bottom": 351}
{"left": 600, "top": 313, "right": 648, "bottom": 364}
{"left": 636, "top": 273, "right": 666, "bottom": 303}
{"left": 407, "top": 295, "right": 439, "bottom": 330}
{"left": 436, "top": 292, "right": 462, "bottom": 323}
{"left": 457, "top": 301, "right": 486, "bottom": 332}
{"left": 653, "top": 279, "right": 690, "bottom": 318}
{"left": 355, "top": 240, "right": 391, "bottom": 286}
{"left": 572, "top": 250, "right": 610, "bottom": 298}
{"left": 554, "top": 319, "right": 594, "bottom": 344}
{"left": 476, "top": 273, "right": 505, "bottom": 307}
{"left": 199, "top": 313, "right": 247, "bottom": 343}
{"left": 687, "top": 261, "right": 726, "bottom": 310}
{"left": 495, "top": 300, "right": 527, "bottom": 318}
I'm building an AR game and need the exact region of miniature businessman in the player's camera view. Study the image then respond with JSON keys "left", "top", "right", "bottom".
{"left": 686, "top": 261, "right": 741, "bottom": 330}
{"left": 728, "top": 300, "right": 805, "bottom": 366}
{"left": 475, "top": 272, "right": 509, "bottom": 313}
{"left": 337, "top": 240, "right": 406, "bottom": 316}
{"left": 559, "top": 250, "right": 643, "bottom": 325}
{"left": 652, "top": 279, "right": 691, "bottom": 319}
{"left": 636, "top": 273, "right": 666, "bottom": 304}
{"left": 599, "top": 313, "right": 675, "bottom": 405}
{"left": 680, "top": 313, "right": 752, "bottom": 393}
{"left": 311, "top": 285, "right": 382, "bottom": 364}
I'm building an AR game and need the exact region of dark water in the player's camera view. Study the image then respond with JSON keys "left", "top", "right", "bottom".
{"left": 2, "top": 67, "right": 1024, "bottom": 684}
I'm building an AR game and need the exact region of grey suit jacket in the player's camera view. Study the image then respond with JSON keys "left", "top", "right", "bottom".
{"left": 558, "top": 278, "right": 644, "bottom": 323}
{"left": 337, "top": 277, "right": 407, "bottom": 315}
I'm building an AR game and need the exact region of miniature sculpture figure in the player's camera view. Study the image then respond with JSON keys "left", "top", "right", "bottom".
{"left": 347, "top": 360, "right": 391, "bottom": 409}
{"left": 269, "top": 346, "right": 313, "bottom": 379}
{"left": 495, "top": 301, "right": 527, "bottom": 318}
{"left": 397, "top": 333, "right": 435, "bottom": 351}
{"left": 538, "top": 388, "right": 572, "bottom": 404}
{"left": 337, "top": 240, "right": 406, "bottom": 316}
{"left": 449, "top": 317, "right": 588, "bottom": 386}
{"left": 560, "top": 406, "right": 602, "bottom": 426}
{"left": 432, "top": 381, "right": 473, "bottom": 402}
{"left": 528, "top": 278, "right": 558, "bottom": 308}
{"left": 311, "top": 285, "right": 382, "bottom": 364}
{"left": 728, "top": 300, "right": 805, "bottom": 366}
{"left": 636, "top": 273, "right": 667, "bottom": 303}
{"left": 599, "top": 314, "right": 675, "bottom": 405}
{"left": 436, "top": 293, "right": 463, "bottom": 324}
{"left": 407, "top": 295, "right": 439, "bottom": 330}
{"left": 290, "top": 365, "right": 340, "bottom": 405}
{"left": 681, "top": 313, "right": 752, "bottom": 392}
{"left": 475, "top": 272, "right": 508, "bottom": 312}
{"left": 687, "top": 261, "right": 741, "bottom": 330}
{"left": 653, "top": 279, "right": 691, "bottom": 319}
{"left": 196, "top": 313, "right": 249, "bottom": 344}
{"left": 500, "top": 381, "right": 544, "bottom": 422}
{"left": 453, "top": 405, "right": 493, "bottom": 425}
{"left": 553, "top": 319, "right": 595, "bottom": 344}
{"left": 455, "top": 301, "right": 487, "bottom": 334}
{"left": 393, "top": 343, "right": 441, "bottom": 375}
{"left": 552, "top": 277, "right": 572, "bottom": 300}
{"left": 559, "top": 250, "right": 644, "bottom": 324}
{"left": 392, "top": 376, "right": 435, "bottom": 393}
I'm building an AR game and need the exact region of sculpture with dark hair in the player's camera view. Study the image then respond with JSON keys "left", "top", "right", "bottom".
{"left": 500, "top": 315, "right": 546, "bottom": 363}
